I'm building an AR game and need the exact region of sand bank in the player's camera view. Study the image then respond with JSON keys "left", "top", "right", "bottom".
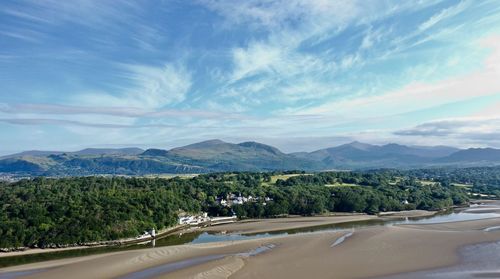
{"left": 201, "top": 215, "right": 377, "bottom": 234}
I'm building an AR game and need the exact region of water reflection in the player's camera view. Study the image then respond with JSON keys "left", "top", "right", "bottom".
{"left": 395, "top": 211, "right": 500, "bottom": 225}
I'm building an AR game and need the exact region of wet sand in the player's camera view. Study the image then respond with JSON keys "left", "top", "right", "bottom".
{"left": 377, "top": 209, "right": 437, "bottom": 218}
{"left": 2, "top": 215, "right": 500, "bottom": 279}
{"left": 180, "top": 219, "right": 500, "bottom": 279}
{"left": 201, "top": 215, "right": 378, "bottom": 234}
{"left": 0, "top": 246, "right": 97, "bottom": 258}
{"left": 0, "top": 212, "right": 433, "bottom": 259}
{"left": 201, "top": 210, "right": 438, "bottom": 235}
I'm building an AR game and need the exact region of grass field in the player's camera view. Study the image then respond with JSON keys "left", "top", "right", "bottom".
{"left": 325, "top": 183, "right": 361, "bottom": 187}
{"left": 417, "top": 180, "right": 438, "bottom": 186}
{"left": 142, "top": 174, "right": 199, "bottom": 179}
{"left": 451, "top": 183, "right": 473, "bottom": 188}
{"left": 269, "top": 174, "right": 311, "bottom": 184}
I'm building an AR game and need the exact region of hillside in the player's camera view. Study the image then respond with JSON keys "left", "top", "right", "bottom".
{"left": 437, "top": 148, "right": 500, "bottom": 163}
{"left": 294, "top": 142, "right": 460, "bottom": 168}
{"left": 1, "top": 140, "right": 499, "bottom": 176}
{"left": 142, "top": 140, "right": 321, "bottom": 172}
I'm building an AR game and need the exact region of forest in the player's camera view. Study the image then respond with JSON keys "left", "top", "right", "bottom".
{"left": 2, "top": 167, "right": 499, "bottom": 249}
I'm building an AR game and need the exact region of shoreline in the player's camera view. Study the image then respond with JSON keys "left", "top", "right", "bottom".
{"left": 2, "top": 217, "right": 500, "bottom": 278}
{"left": 7, "top": 204, "right": 500, "bottom": 278}
{"left": 0, "top": 210, "right": 434, "bottom": 258}
{"left": 0, "top": 224, "right": 188, "bottom": 258}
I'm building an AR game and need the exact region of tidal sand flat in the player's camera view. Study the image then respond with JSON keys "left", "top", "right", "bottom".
{"left": 386, "top": 240, "right": 500, "bottom": 278}
{"left": 0, "top": 204, "right": 500, "bottom": 279}
{"left": 201, "top": 215, "right": 377, "bottom": 234}
{"left": 2, "top": 213, "right": 500, "bottom": 279}
{"left": 226, "top": 223, "right": 500, "bottom": 279}
{"left": 0, "top": 233, "right": 342, "bottom": 279}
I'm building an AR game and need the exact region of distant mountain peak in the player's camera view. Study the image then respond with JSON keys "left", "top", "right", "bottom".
{"left": 199, "top": 139, "right": 226, "bottom": 145}
{"left": 179, "top": 139, "right": 227, "bottom": 149}
{"left": 344, "top": 141, "right": 375, "bottom": 151}
{"left": 238, "top": 141, "right": 283, "bottom": 155}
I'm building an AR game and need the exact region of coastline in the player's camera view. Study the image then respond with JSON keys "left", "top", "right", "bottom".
{"left": 0, "top": 210, "right": 437, "bottom": 259}
{"left": 4, "top": 205, "right": 500, "bottom": 278}
{"left": 2, "top": 217, "right": 500, "bottom": 279}
{"left": 0, "top": 224, "right": 188, "bottom": 258}
{"left": 200, "top": 214, "right": 377, "bottom": 235}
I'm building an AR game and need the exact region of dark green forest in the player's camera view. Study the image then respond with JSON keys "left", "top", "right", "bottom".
{"left": 2, "top": 167, "right": 499, "bottom": 249}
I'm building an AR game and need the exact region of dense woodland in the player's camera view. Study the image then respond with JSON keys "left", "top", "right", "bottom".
{"left": 2, "top": 167, "right": 500, "bottom": 248}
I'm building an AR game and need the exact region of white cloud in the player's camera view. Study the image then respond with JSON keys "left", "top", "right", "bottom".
{"left": 231, "top": 42, "right": 284, "bottom": 81}
{"left": 76, "top": 63, "right": 192, "bottom": 109}
{"left": 206, "top": 0, "right": 441, "bottom": 108}
{"left": 418, "top": 0, "right": 470, "bottom": 31}
{"left": 360, "top": 26, "right": 388, "bottom": 49}
{"left": 200, "top": 0, "right": 362, "bottom": 30}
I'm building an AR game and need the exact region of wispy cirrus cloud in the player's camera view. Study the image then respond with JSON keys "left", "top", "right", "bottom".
{"left": 0, "top": 117, "right": 261, "bottom": 130}
{"left": 0, "top": 103, "right": 246, "bottom": 120}
{"left": 199, "top": 0, "right": 362, "bottom": 30}
{"left": 73, "top": 63, "right": 193, "bottom": 109}
{"left": 1, "top": 0, "right": 143, "bottom": 31}
{"left": 202, "top": 0, "right": 496, "bottom": 115}
{"left": 418, "top": 0, "right": 471, "bottom": 31}
{"left": 0, "top": 0, "right": 166, "bottom": 52}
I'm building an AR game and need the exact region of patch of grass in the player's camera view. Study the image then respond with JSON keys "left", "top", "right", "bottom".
{"left": 325, "top": 183, "right": 361, "bottom": 187}
{"left": 451, "top": 183, "right": 473, "bottom": 188}
{"left": 417, "top": 180, "right": 437, "bottom": 186}
{"left": 269, "top": 174, "right": 310, "bottom": 184}
{"left": 388, "top": 176, "right": 403, "bottom": 185}
{"left": 142, "top": 174, "right": 198, "bottom": 179}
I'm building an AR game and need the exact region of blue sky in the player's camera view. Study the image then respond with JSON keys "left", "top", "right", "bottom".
{"left": 1, "top": 0, "right": 500, "bottom": 154}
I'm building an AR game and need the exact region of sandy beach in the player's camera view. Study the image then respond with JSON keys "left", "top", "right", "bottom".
{"left": 2, "top": 208, "right": 500, "bottom": 279}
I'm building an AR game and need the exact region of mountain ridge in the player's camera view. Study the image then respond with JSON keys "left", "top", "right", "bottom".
{"left": 1, "top": 140, "right": 499, "bottom": 176}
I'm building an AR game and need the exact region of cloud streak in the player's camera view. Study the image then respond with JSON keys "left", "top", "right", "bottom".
{"left": 395, "top": 117, "right": 500, "bottom": 146}
{"left": 0, "top": 117, "right": 262, "bottom": 130}
{"left": 72, "top": 63, "right": 193, "bottom": 110}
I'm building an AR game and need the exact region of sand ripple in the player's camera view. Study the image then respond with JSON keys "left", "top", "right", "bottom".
{"left": 128, "top": 246, "right": 190, "bottom": 265}
{"left": 192, "top": 257, "right": 245, "bottom": 279}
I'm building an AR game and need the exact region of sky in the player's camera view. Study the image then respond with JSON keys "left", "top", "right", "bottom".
{"left": 1, "top": 0, "right": 500, "bottom": 155}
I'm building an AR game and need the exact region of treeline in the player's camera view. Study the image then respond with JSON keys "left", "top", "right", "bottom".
{"left": 0, "top": 170, "right": 470, "bottom": 248}
{"left": 395, "top": 167, "right": 500, "bottom": 196}
{"left": 0, "top": 177, "right": 201, "bottom": 248}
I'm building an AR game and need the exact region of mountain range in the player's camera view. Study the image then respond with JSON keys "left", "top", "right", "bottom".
{"left": 1, "top": 140, "right": 499, "bottom": 176}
